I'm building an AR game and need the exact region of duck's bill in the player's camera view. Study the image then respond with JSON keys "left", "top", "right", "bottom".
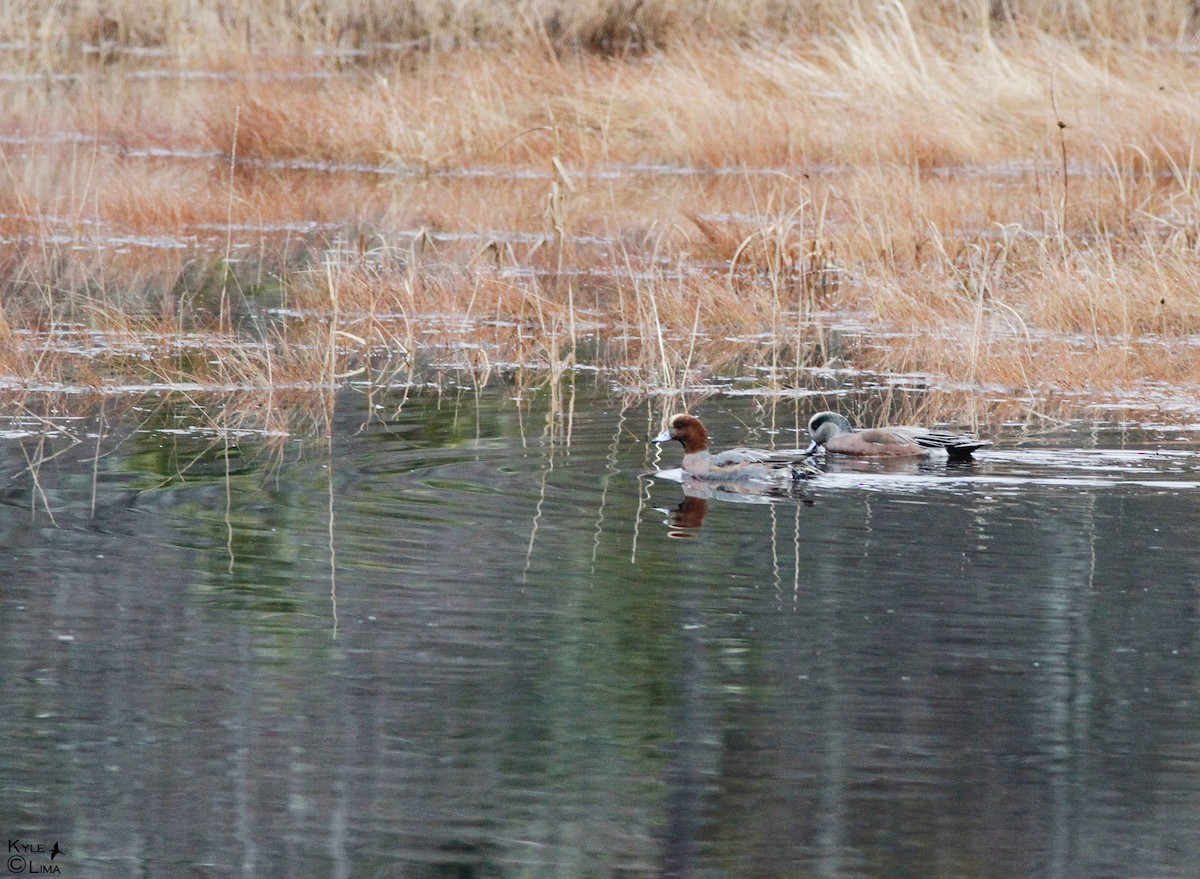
{"left": 803, "top": 441, "right": 821, "bottom": 456}
{"left": 652, "top": 429, "right": 672, "bottom": 443}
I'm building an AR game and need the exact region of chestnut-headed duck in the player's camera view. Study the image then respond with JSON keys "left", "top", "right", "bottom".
{"left": 653, "top": 413, "right": 818, "bottom": 482}
{"left": 804, "top": 411, "right": 991, "bottom": 459}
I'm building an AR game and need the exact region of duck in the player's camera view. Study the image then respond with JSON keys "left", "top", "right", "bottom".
{"left": 653, "top": 413, "right": 818, "bottom": 482}
{"left": 804, "top": 411, "right": 991, "bottom": 458}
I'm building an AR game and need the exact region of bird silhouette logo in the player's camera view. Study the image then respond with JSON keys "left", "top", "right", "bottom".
{"left": 50, "top": 842, "right": 63, "bottom": 860}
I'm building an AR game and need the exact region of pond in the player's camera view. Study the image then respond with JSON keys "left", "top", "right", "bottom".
{"left": 2, "top": 378, "right": 1199, "bottom": 878}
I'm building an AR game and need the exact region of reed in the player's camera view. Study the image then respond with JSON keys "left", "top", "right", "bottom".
{"left": 3, "top": 3, "right": 1200, "bottom": 428}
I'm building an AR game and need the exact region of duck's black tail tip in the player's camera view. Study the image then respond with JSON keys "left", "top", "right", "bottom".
{"left": 946, "top": 440, "right": 993, "bottom": 460}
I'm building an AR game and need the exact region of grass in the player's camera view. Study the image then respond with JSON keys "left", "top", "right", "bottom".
{"left": 10, "top": 1, "right": 1200, "bottom": 62}
{"left": 3, "top": 1, "right": 1200, "bottom": 430}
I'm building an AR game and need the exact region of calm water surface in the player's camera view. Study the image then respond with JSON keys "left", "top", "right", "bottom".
{"left": 2, "top": 381, "right": 1199, "bottom": 878}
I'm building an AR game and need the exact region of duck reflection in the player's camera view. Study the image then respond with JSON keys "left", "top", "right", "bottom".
{"left": 816, "top": 451, "right": 989, "bottom": 482}
{"left": 664, "top": 495, "right": 709, "bottom": 535}
{"left": 821, "top": 455, "right": 946, "bottom": 476}
{"left": 654, "top": 480, "right": 814, "bottom": 536}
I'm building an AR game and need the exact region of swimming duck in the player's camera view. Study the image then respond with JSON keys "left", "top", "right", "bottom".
{"left": 804, "top": 411, "right": 991, "bottom": 458}
{"left": 653, "top": 414, "right": 818, "bottom": 482}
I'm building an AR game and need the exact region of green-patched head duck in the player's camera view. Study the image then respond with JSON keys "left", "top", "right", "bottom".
{"left": 804, "top": 411, "right": 991, "bottom": 458}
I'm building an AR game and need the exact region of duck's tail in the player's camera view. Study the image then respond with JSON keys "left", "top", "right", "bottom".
{"left": 915, "top": 433, "right": 993, "bottom": 458}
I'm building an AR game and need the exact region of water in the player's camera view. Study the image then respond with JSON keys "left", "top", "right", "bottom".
{"left": 2, "top": 381, "right": 1199, "bottom": 878}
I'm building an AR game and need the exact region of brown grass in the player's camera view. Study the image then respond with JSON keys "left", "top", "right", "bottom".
{"left": 10, "top": 1, "right": 1200, "bottom": 63}
{"left": 3, "top": 4, "right": 1200, "bottom": 429}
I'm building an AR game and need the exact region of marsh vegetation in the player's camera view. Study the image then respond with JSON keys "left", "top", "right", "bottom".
{"left": 6, "top": 9, "right": 1200, "bottom": 874}
{"left": 4, "top": 0, "right": 1200, "bottom": 430}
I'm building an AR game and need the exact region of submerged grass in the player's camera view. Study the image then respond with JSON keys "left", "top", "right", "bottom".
{"left": 4, "top": 2, "right": 1200, "bottom": 430}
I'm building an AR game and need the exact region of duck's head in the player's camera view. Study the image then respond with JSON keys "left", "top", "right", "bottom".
{"left": 805, "top": 411, "right": 854, "bottom": 453}
{"left": 653, "top": 413, "right": 710, "bottom": 454}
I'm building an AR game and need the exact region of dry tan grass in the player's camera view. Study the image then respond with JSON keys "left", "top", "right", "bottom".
{"left": 9, "top": 1, "right": 1200, "bottom": 65}
{"left": 3, "top": 5, "right": 1200, "bottom": 426}
{"left": 185, "top": 35, "right": 1200, "bottom": 174}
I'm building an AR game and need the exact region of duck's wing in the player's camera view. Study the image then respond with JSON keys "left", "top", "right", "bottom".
{"left": 711, "top": 447, "right": 821, "bottom": 479}
{"left": 714, "top": 447, "right": 812, "bottom": 465}
{"left": 700, "top": 446, "right": 816, "bottom": 480}
{"left": 901, "top": 427, "right": 992, "bottom": 457}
